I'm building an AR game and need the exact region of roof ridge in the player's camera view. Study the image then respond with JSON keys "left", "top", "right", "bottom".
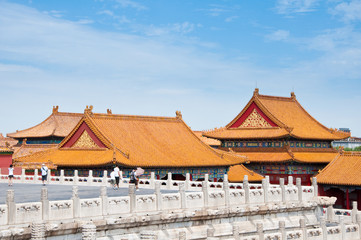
{"left": 177, "top": 118, "right": 239, "bottom": 161}
{"left": 258, "top": 94, "right": 293, "bottom": 101}
{"left": 91, "top": 113, "right": 178, "bottom": 121}
{"left": 86, "top": 113, "right": 130, "bottom": 159}
{"left": 291, "top": 98, "right": 350, "bottom": 140}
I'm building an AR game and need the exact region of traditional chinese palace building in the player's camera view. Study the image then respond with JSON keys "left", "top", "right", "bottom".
{"left": 203, "top": 89, "right": 350, "bottom": 185}
{"left": 0, "top": 134, "right": 16, "bottom": 168}
{"left": 7, "top": 106, "right": 83, "bottom": 159}
{"left": 316, "top": 152, "right": 361, "bottom": 210}
{"left": 14, "top": 106, "right": 262, "bottom": 181}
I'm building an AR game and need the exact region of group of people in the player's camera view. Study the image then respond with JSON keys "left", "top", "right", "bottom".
{"left": 8, "top": 163, "right": 48, "bottom": 186}
{"left": 110, "top": 166, "right": 139, "bottom": 190}
{"left": 8, "top": 163, "right": 140, "bottom": 190}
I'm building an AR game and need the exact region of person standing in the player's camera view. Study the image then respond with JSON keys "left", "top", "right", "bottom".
{"left": 41, "top": 164, "right": 48, "bottom": 186}
{"left": 113, "top": 165, "right": 120, "bottom": 189}
{"left": 8, "top": 164, "right": 14, "bottom": 186}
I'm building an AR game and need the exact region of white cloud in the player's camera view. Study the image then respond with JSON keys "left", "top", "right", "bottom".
{"left": 331, "top": 0, "right": 361, "bottom": 22}
{"left": 266, "top": 30, "right": 290, "bottom": 41}
{"left": 144, "top": 22, "right": 199, "bottom": 36}
{"left": 0, "top": 2, "right": 361, "bottom": 137}
{"left": 114, "top": 0, "right": 146, "bottom": 11}
{"left": 276, "top": 0, "right": 319, "bottom": 14}
{"left": 225, "top": 16, "right": 239, "bottom": 22}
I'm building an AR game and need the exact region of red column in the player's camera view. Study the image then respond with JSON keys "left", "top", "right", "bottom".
{"left": 346, "top": 189, "right": 350, "bottom": 209}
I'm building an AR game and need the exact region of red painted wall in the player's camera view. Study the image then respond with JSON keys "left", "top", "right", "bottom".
{"left": 0, "top": 154, "right": 12, "bottom": 168}
{"left": 267, "top": 173, "right": 312, "bottom": 186}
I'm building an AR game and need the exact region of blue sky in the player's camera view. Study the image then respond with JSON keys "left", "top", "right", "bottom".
{"left": 1, "top": 0, "right": 361, "bottom": 137}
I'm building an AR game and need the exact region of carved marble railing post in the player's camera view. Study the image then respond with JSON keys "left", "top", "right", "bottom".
{"left": 47, "top": 169, "right": 51, "bottom": 184}
{"left": 179, "top": 182, "right": 186, "bottom": 209}
{"left": 279, "top": 221, "right": 286, "bottom": 240}
{"left": 21, "top": 168, "right": 26, "bottom": 183}
{"left": 207, "top": 227, "right": 215, "bottom": 238}
{"left": 185, "top": 173, "right": 190, "bottom": 191}
{"left": 356, "top": 213, "right": 361, "bottom": 239}
{"left": 202, "top": 180, "right": 209, "bottom": 207}
{"left": 204, "top": 174, "right": 209, "bottom": 182}
{"left": 155, "top": 182, "right": 162, "bottom": 211}
{"left": 102, "top": 170, "right": 108, "bottom": 186}
{"left": 6, "top": 189, "right": 15, "bottom": 224}
{"left": 72, "top": 186, "right": 80, "bottom": 218}
{"left": 223, "top": 176, "right": 230, "bottom": 207}
{"left": 31, "top": 221, "right": 46, "bottom": 240}
{"left": 60, "top": 170, "right": 64, "bottom": 184}
{"left": 74, "top": 170, "right": 79, "bottom": 185}
{"left": 82, "top": 222, "right": 96, "bottom": 240}
{"left": 296, "top": 178, "right": 302, "bottom": 202}
{"left": 232, "top": 224, "right": 240, "bottom": 240}
{"left": 100, "top": 186, "right": 108, "bottom": 215}
{"left": 320, "top": 216, "right": 327, "bottom": 240}
{"left": 265, "top": 175, "right": 270, "bottom": 187}
{"left": 34, "top": 169, "right": 39, "bottom": 183}
{"left": 150, "top": 172, "right": 155, "bottom": 188}
{"left": 288, "top": 176, "right": 293, "bottom": 186}
{"left": 129, "top": 184, "right": 136, "bottom": 213}
{"left": 352, "top": 201, "right": 358, "bottom": 223}
{"left": 243, "top": 175, "right": 250, "bottom": 204}
{"left": 179, "top": 230, "right": 186, "bottom": 240}
{"left": 167, "top": 172, "right": 172, "bottom": 189}
{"left": 88, "top": 170, "right": 93, "bottom": 186}
{"left": 262, "top": 179, "right": 268, "bottom": 203}
{"left": 312, "top": 177, "right": 318, "bottom": 197}
{"left": 41, "top": 188, "right": 49, "bottom": 221}
{"left": 300, "top": 218, "right": 307, "bottom": 240}
{"left": 280, "top": 178, "right": 286, "bottom": 203}
{"left": 327, "top": 205, "right": 335, "bottom": 222}
{"left": 339, "top": 215, "right": 346, "bottom": 240}
{"left": 257, "top": 223, "right": 264, "bottom": 240}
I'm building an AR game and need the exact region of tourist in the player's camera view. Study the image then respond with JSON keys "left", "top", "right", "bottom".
{"left": 130, "top": 168, "right": 139, "bottom": 191}
{"left": 8, "top": 164, "right": 14, "bottom": 186}
{"left": 110, "top": 170, "right": 116, "bottom": 189}
{"left": 114, "top": 165, "right": 120, "bottom": 189}
{"left": 41, "top": 163, "right": 48, "bottom": 186}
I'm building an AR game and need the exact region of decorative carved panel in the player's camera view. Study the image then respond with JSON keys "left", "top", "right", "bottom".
{"left": 72, "top": 130, "right": 99, "bottom": 149}
{"left": 239, "top": 109, "right": 272, "bottom": 128}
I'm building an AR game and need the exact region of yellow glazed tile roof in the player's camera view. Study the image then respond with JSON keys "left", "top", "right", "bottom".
{"left": 7, "top": 106, "right": 83, "bottom": 138}
{"left": 228, "top": 164, "right": 264, "bottom": 182}
{"left": 15, "top": 109, "right": 246, "bottom": 168}
{"left": 14, "top": 148, "right": 118, "bottom": 167}
{"left": 193, "top": 131, "right": 221, "bottom": 146}
{"left": 293, "top": 152, "right": 338, "bottom": 164}
{"left": 203, "top": 89, "right": 350, "bottom": 140}
{"left": 316, "top": 152, "right": 361, "bottom": 186}
{"left": 12, "top": 144, "right": 58, "bottom": 159}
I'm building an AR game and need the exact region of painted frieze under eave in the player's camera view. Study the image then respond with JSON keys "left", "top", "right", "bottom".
{"left": 228, "top": 102, "right": 278, "bottom": 129}
{"left": 61, "top": 122, "right": 107, "bottom": 149}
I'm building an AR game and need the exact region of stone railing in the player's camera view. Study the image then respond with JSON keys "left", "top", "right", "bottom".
{"left": 0, "top": 176, "right": 318, "bottom": 227}
{"left": 1, "top": 177, "right": 361, "bottom": 239}
{"left": 0, "top": 168, "right": 316, "bottom": 195}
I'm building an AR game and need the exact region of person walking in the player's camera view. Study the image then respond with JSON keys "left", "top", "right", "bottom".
{"left": 113, "top": 165, "right": 120, "bottom": 189}
{"left": 41, "top": 164, "right": 48, "bottom": 186}
{"left": 8, "top": 164, "right": 14, "bottom": 186}
{"left": 130, "top": 168, "right": 139, "bottom": 191}
{"left": 110, "top": 170, "right": 116, "bottom": 189}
